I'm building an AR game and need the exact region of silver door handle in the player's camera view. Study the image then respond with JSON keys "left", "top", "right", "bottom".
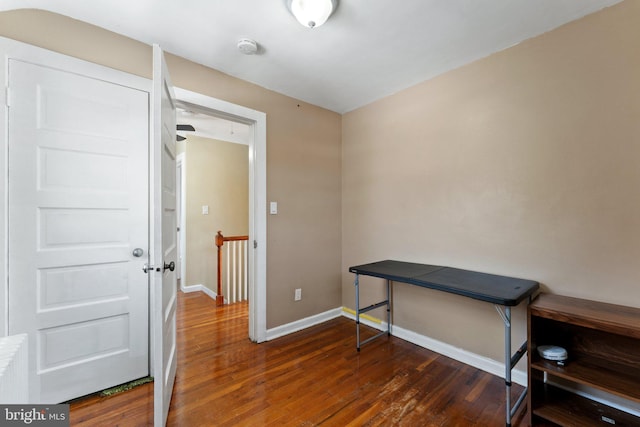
{"left": 132, "top": 248, "right": 144, "bottom": 257}
{"left": 142, "top": 262, "right": 173, "bottom": 273}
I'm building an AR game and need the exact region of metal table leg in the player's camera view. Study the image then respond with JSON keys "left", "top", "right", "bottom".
{"left": 355, "top": 273, "right": 360, "bottom": 351}
{"left": 386, "top": 279, "right": 391, "bottom": 336}
{"left": 355, "top": 275, "right": 391, "bottom": 351}
{"left": 495, "top": 305, "right": 528, "bottom": 427}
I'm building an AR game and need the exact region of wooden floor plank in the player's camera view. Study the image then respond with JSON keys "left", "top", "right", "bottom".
{"left": 69, "top": 291, "right": 526, "bottom": 426}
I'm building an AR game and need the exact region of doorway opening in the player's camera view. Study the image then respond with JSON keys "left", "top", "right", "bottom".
{"left": 173, "top": 88, "right": 267, "bottom": 343}
{"left": 176, "top": 110, "right": 249, "bottom": 303}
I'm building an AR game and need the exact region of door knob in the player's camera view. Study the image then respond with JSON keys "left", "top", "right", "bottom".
{"left": 163, "top": 261, "right": 175, "bottom": 272}
{"left": 132, "top": 248, "right": 144, "bottom": 257}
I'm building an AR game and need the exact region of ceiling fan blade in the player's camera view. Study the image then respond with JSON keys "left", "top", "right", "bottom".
{"left": 177, "top": 124, "right": 195, "bottom": 131}
{"left": 177, "top": 135, "right": 186, "bottom": 141}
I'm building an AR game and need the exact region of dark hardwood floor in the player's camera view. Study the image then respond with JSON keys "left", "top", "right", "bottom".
{"left": 70, "top": 291, "right": 526, "bottom": 426}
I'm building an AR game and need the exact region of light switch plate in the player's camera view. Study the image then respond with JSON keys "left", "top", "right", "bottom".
{"left": 202, "top": 205, "right": 209, "bottom": 215}
{"left": 270, "top": 201, "right": 278, "bottom": 215}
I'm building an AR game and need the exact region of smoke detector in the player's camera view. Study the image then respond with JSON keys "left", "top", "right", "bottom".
{"left": 237, "top": 38, "right": 258, "bottom": 55}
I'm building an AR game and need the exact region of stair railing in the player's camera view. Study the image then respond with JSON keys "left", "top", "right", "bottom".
{"left": 215, "top": 230, "right": 249, "bottom": 306}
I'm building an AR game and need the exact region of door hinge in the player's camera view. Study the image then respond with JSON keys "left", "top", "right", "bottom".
{"left": 253, "top": 240, "right": 257, "bottom": 249}
{"left": 5, "top": 86, "right": 10, "bottom": 108}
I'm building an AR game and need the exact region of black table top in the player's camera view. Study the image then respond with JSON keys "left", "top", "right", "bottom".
{"left": 349, "top": 260, "right": 539, "bottom": 306}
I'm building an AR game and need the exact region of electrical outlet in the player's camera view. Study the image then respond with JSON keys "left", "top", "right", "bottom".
{"left": 294, "top": 288, "right": 302, "bottom": 301}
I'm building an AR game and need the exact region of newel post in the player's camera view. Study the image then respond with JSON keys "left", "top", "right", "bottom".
{"left": 215, "top": 230, "right": 224, "bottom": 306}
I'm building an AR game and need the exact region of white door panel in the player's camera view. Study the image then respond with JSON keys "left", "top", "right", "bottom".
{"left": 8, "top": 58, "right": 149, "bottom": 403}
{"left": 152, "top": 44, "right": 178, "bottom": 427}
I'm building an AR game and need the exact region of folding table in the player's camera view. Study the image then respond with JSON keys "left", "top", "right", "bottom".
{"left": 349, "top": 260, "right": 539, "bottom": 427}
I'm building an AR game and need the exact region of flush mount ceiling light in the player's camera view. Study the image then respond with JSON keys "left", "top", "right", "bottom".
{"left": 286, "top": 0, "right": 338, "bottom": 28}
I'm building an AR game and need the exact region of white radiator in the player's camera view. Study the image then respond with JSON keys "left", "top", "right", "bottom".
{"left": 0, "top": 333, "right": 28, "bottom": 403}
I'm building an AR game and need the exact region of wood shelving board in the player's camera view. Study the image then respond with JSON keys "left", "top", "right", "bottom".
{"left": 530, "top": 357, "right": 640, "bottom": 403}
{"left": 529, "top": 294, "right": 640, "bottom": 339}
{"left": 532, "top": 384, "right": 639, "bottom": 427}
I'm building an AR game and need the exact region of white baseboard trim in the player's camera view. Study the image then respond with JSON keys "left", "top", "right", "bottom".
{"left": 392, "top": 324, "right": 527, "bottom": 386}
{"left": 341, "top": 307, "right": 527, "bottom": 386}
{"left": 266, "top": 307, "right": 343, "bottom": 341}
{"left": 341, "top": 307, "right": 383, "bottom": 329}
{"left": 180, "top": 283, "right": 217, "bottom": 301}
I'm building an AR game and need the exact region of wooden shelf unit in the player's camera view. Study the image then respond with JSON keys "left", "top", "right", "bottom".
{"left": 527, "top": 293, "right": 640, "bottom": 426}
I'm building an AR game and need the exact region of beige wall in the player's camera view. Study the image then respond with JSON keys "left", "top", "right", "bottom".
{"left": 342, "top": 0, "right": 639, "bottom": 362}
{"left": 182, "top": 135, "right": 248, "bottom": 293}
{"left": 0, "top": 9, "right": 343, "bottom": 329}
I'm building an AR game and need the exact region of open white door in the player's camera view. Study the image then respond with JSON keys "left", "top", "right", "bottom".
{"left": 151, "top": 44, "right": 178, "bottom": 427}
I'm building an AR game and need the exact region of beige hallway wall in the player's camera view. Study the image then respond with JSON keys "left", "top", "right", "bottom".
{"left": 0, "top": 9, "right": 342, "bottom": 329}
{"left": 182, "top": 135, "right": 248, "bottom": 294}
{"left": 342, "top": 0, "right": 639, "bottom": 362}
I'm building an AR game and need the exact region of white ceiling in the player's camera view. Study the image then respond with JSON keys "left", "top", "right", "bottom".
{"left": 1, "top": 0, "right": 622, "bottom": 113}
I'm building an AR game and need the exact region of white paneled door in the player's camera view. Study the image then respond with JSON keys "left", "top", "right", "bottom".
{"left": 8, "top": 58, "right": 149, "bottom": 403}
{"left": 151, "top": 45, "right": 178, "bottom": 427}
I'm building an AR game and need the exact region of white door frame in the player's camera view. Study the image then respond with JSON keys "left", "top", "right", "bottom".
{"left": 174, "top": 88, "right": 267, "bottom": 343}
